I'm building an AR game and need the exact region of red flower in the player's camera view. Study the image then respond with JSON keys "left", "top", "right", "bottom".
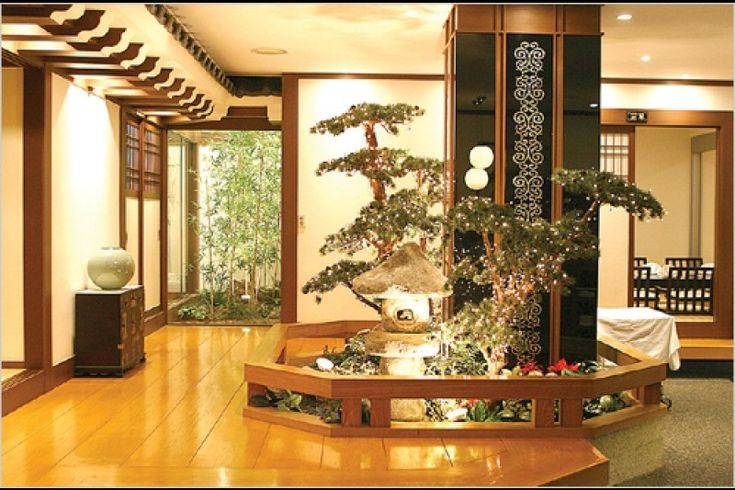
{"left": 467, "top": 398, "right": 478, "bottom": 407}
{"left": 520, "top": 360, "right": 542, "bottom": 374}
{"left": 548, "top": 358, "right": 579, "bottom": 374}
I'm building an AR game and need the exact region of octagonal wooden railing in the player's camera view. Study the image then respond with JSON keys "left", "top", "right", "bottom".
{"left": 243, "top": 321, "right": 667, "bottom": 438}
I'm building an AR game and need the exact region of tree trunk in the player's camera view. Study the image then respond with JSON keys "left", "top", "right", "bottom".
{"left": 205, "top": 176, "right": 215, "bottom": 319}
{"left": 482, "top": 344, "right": 507, "bottom": 375}
{"left": 250, "top": 157, "right": 265, "bottom": 305}
{"left": 363, "top": 122, "right": 387, "bottom": 202}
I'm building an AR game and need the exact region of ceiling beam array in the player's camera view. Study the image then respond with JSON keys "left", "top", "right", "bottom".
{"left": 1, "top": 4, "right": 218, "bottom": 120}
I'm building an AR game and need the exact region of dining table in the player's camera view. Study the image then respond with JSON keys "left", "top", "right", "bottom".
{"left": 597, "top": 307, "right": 681, "bottom": 370}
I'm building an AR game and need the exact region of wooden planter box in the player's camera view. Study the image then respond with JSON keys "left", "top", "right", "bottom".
{"left": 243, "top": 321, "right": 667, "bottom": 438}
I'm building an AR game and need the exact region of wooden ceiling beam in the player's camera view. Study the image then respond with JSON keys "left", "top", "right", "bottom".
{"left": 142, "top": 68, "right": 174, "bottom": 86}
{"left": 155, "top": 77, "right": 185, "bottom": 95}
{"left": 170, "top": 86, "right": 195, "bottom": 102}
{"left": 191, "top": 99, "right": 213, "bottom": 116}
{"left": 30, "top": 43, "right": 144, "bottom": 70}
{"left": 133, "top": 105, "right": 190, "bottom": 113}
{"left": 227, "top": 106, "right": 269, "bottom": 118}
{"left": 42, "top": 10, "right": 106, "bottom": 37}
{"left": 2, "top": 4, "right": 74, "bottom": 25}
{"left": 181, "top": 93, "right": 204, "bottom": 110}
{"left": 1, "top": 33, "right": 80, "bottom": 42}
{"left": 58, "top": 68, "right": 143, "bottom": 80}
{"left": 67, "top": 28, "right": 126, "bottom": 52}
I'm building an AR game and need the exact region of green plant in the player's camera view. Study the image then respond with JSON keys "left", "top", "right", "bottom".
{"left": 192, "top": 131, "right": 281, "bottom": 319}
{"left": 177, "top": 304, "right": 208, "bottom": 321}
{"left": 312, "top": 329, "right": 381, "bottom": 375}
{"left": 444, "top": 169, "right": 664, "bottom": 372}
{"left": 301, "top": 103, "right": 444, "bottom": 310}
{"left": 249, "top": 388, "right": 303, "bottom": 412}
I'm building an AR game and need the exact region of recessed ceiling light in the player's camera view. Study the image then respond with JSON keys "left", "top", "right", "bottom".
{"left": 251, "top": 47, "right": 287, "bottom": 55}
{"left": 640, "top": 55, "right": 651, "bottom": 62}
{"left": 617, "top": 14, "right": 633, "bottom": 21}
{"left": 405, "top": 10, "right": 419, "bottom": 17}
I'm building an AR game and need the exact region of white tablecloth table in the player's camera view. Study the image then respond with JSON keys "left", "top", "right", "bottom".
{"left": 597, "top": 307, "right": 680, "bottom": 370}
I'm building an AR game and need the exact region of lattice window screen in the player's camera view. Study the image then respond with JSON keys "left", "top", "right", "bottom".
{"left": 125, "top": 121, "right": 140, "bottom": 193}
{"left": 600, "top": 132, "right": 629, "bottom": 177}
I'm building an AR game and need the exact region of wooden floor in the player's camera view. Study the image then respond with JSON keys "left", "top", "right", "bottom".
{"left": 2, "top": 325, "right": 608, "bottom": 487}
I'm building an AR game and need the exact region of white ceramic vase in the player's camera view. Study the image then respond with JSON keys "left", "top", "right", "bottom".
{"left": 87, "top": 247, "right": 135, "bottom": 290}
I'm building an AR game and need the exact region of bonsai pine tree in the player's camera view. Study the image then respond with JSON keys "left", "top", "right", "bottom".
{"left": 444, "top": 168, "right": 664, "bottom": 373}
{"left": 301, "top": 103, "right": 444, "bottom": 311}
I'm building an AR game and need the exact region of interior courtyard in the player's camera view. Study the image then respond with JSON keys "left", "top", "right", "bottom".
{"left": 1, "top": 3, "right": 733, "bottom": 487}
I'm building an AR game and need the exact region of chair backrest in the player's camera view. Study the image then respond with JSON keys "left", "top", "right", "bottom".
{"left": 665, "top": 257, "right": 703, "bottom": 268}
{"left": 664, "top": 266, "right": 714, "bottom": 314}
{"left": 634, "top": 257, "right": 648, "bottom": 268}
{"left": 632, "top": 266, "right": 655, "bottom": 308}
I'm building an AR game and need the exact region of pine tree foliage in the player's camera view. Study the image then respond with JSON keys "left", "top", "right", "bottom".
{"left": 301, "top": 103, "right": 444, "bottom": 309}
{"left": 444, "top": 168, "right": 664, "bottom": 371}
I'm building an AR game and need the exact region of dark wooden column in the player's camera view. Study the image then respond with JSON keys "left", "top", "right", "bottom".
{"left": 444, "top": 5, "right": 602, "bottom": 364}
{"left": 23, "top": 66, "right": 53, "bottom": 373}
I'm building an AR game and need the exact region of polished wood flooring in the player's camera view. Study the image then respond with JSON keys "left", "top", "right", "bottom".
{"left": 2, "top": 326, "right": 607, "bottom": 487}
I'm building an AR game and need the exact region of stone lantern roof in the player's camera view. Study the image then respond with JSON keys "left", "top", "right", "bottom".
{"left": 352, "top": 242, "right": 451, "bottom": 299}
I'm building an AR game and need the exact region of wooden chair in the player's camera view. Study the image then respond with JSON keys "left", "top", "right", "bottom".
{"left": 634, "top": 257, "right": 648, "bottom": 268}
{"left": 633, "top": 266, "right": 658, "bottom": 308}
{"left": 665, "top": 257, "right": 703, "bottom": 268}
{"left": 659, "top": 266, "right": 714, "bottom": 315}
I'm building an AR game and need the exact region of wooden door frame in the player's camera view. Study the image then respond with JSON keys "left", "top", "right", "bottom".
{"left": 161, "top": 115, "right": 281, "bottom": 322}
{"left": 119, "top": 110, "right": 168, "bottom": 334}
{"left": 2, "top": 57, "right": 72, "bottom": 415}
{"left": 601, "top": 109, "right": 733, "bottom": 339}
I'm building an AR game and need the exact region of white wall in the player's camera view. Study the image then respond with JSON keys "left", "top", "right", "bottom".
{"left": 601, "top": 83, "right": 732, "bottom": 111}
{"left": 143, "top": 199, "right": 161, "bottom": 310}
{"left": 598, "top": 206, "right": 630, "bottom": 307}
{"left": 597, "top": 84, "right": 731, "bottom": 305}
{"left": 51, "top": 74, "right": 120, "bottom": 366}
{"left": 700, "top": 149, "right": 716, "bottom": 263}
{"left": 125, "top": 197, "right": 140, "bottom": 285}
{"left": 634, "top": 127, "right": 713, "bottom": 265}
{"left": 297, "top": 78, "right": 444, "bottom": 322}
{"left": 167, "top": 138, "right": 184, "bottom": 293}
{"left": 2, "top": 67, "right": 25, "bottom": 362}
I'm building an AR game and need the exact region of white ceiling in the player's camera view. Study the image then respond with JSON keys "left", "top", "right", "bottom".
{"left": 169, "top": 3, "right": 733, "bottom": 80}
{"left": 601, "top": 4, "right": 733, "bottom": 80}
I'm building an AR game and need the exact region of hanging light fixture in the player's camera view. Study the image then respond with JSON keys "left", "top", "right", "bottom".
{"left": 464, "top": 167, "right": 489, "bottom": 190}
{"left": 464, "top": 94, "right": 494, "bottom": 191}
{"left": 469, "top": 144, "right": 494, "bottom": 169}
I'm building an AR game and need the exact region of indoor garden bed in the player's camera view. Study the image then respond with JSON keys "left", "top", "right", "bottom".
{"left": 243, "top": 320, "right": 668, "bottom": 438}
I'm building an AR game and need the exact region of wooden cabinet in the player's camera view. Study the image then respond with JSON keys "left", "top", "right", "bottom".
{"left": 74, "top": 285, "right": 145, "bottom": 376}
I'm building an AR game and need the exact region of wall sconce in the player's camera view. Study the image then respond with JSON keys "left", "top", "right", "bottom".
{"left": 464, "top": 144, "right": 494, "bottom": 190}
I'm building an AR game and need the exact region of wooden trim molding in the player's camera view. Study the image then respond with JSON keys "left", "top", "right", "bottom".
{"left": 281, "top": 75, "right": 298, "bottom": 323}
{"left": 144, "top": 309, "right": 166, "bottom": 336}
{"left": 602, "top": 78, "right": 733, "bottom": 87}
{"left": 145, "top": 4, "right": 236, "bottom": 95}
{"left": 2, "top": 358, "right": 75, "bottom": 416}
{"left": 2, "top": 47, "right": 38, "bottom": 68}
{"left": 601, "top": 109, "right": 733, "bottom": 339}
{"left": 46, "top": 357, "right": 75, "bottom": 391}
{"left": 2, "top": 369, "right": 45, "bottom": 416}
{"left": 282, "top": 73, "right": 443, "bottom": 81}
{"left": 2, "top": 361, "right": 26, "bottom": 369}
{"left": 23, "top": 66, "right": 52, "bottom": 372}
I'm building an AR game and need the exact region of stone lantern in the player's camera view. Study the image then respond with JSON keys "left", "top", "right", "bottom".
{"left": 353, "top": 242, "right": 451, "bottom": 421}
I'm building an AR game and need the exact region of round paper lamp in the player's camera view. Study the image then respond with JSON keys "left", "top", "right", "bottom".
{"left": 469, "top": 145, "right": 494, "bottom": 169}
{"left": 464, "top": 168, "right": 489, "bottom": 190}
